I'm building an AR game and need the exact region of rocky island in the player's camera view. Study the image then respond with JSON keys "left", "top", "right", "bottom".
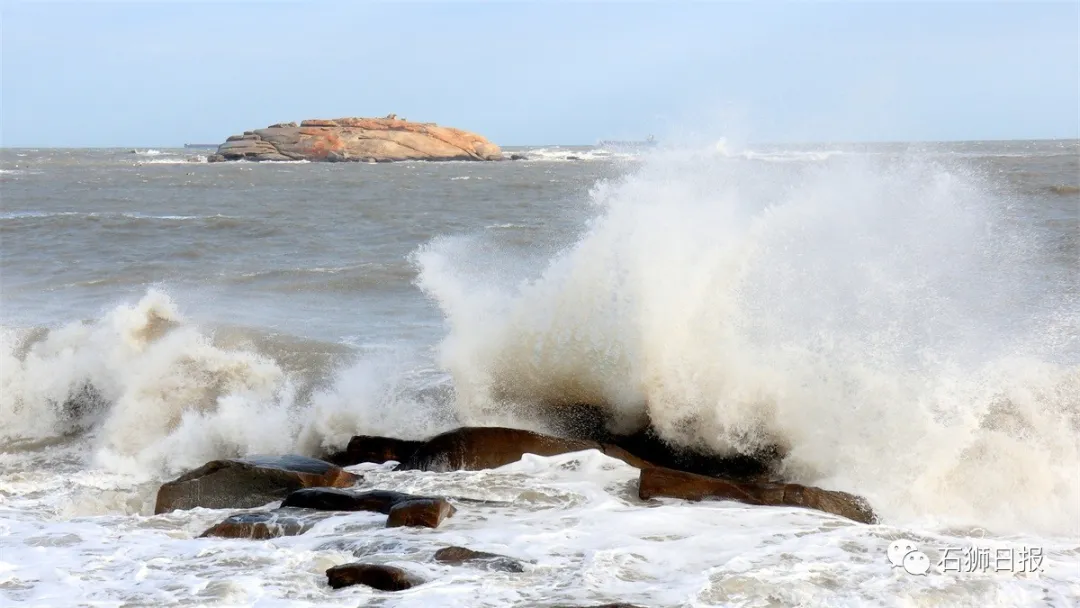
{"left": 207, "top": 115, "right": 503, "bottom": 163}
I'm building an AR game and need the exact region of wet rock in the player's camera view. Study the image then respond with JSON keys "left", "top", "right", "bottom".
{"left": 281, "top": 488, "right": 422, "bottom": 514}
{"left": 611, "top": 426, "right": 783, "bottom": 482}
{"left": 326, "top": 435, "right": 424, "bottom": 467}
{"left": 565, "top": 155, "right": 582, "bottom": 161}
{"left": 553, "top": 604, "right": 646, "bottom": 608}
{"left": 199, "top": 509, "right": 324, "bottom": 539}
{"left": 638, "top": 466, "right": 876, "bottom": 524}
{"left": 154, "top": 455, "right": 359, "bottom": 514}
{"left": 326, "top": 563, "right": 424, "bottom": 591}
{"left": 434, "top": 546, "right": 525, "bottom": 572}
{"left": 207, "top": 154, "right": 225, "bottom": 163}
{"left": 399, "top": 427, "right": 653, "bottom": 472}
{"left": 386, "top": 498, "right": 456, "bottom": 528}
{"left": 510, "top": 154, "right": 529, "bottom": 161}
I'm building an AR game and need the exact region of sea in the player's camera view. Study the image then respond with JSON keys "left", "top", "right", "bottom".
{"left": 1, "top": 140, "right": 1078, "bottom": 607}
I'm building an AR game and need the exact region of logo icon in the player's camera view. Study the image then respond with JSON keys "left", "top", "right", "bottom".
{"left": 888, "top": 539, "right": 931, "bottom": 575}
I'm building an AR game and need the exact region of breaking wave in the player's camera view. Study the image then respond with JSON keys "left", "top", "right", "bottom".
{"left": 0, "top": 291, "right": 453, "bottom": 478}
{"left": 414, "top": 149, "right": 1080, "bottom": 535}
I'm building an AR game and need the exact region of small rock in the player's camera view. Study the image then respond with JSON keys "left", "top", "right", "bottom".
{"left": 509, "top": 154, "right": 528, "bottom": 161}
{"left": 200, "top": 509, "right": 323, "bottom": 539}
{"left": 282, "top": 488, "right": 420, "bottom": 514}
{"left": 565, "top": 156, "right": 582, "bottom": 161}
{"left": 386, "top": 498, "right": 456, "bottom": 528}
{"left": 326, "top": 563, "right": 423, "bottom": 591}
{"left": 434, "top": 546, "right": 524, "bottom": 573}
{"left": 207, "top": 154, "right": 225, "bottom": 163}
{"left": 154, "top": 455, "right": 359, "bottom": 514}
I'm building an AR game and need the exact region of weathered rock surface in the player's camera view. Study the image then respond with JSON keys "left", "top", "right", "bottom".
{"left": 154, "top": 455, "right": 359, "bottom": 514}
{"left": 281, "top": 488, "right": 422, "bottom": 513}
{"left": 208, "top": 116, "right": 502, "bottom": 163}
{"left": 200, "top": 509, "right": 328, "bottom": 539}
{"left": 434, "top": 546, "right": 525, "bottom": 572}
{"left": 338, "top": 427, "right": 654, "bottom": 472}
{"left": 326, "top": 563, "right": 424, "bottom": 591}
{"left": 326, "top": 435, "right": 425, "bottom": 467}
{"left": 638, "top": 466, "right": 876, "bottom": 524}
{"left": 386, "top": 498, "right": 456, "bottom": 528}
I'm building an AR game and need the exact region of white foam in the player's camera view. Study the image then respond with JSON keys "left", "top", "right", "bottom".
{"left": 415, "top": 149, "right": 1080, "bottom": 536}
{"left": 0, "top": 291, "right": 444, "bottom": 478}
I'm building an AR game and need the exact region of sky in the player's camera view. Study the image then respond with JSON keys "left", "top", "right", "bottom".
{"left": 1, "top": 1, "right": 1077, "bottom": 147}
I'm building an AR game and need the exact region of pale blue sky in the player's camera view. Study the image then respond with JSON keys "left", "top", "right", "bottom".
{"left": 1, "top": 1, "right": 1077, "bottom": 147}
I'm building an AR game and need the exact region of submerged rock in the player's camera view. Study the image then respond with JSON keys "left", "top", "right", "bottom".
{"left": 154, "top": 455, "right": 359, "bottom": 514}
{"left": 281, "top": 488, "right": 421, "bottom": 514}
{"left": 386, "top": 498, "right": 456, "bottom": 528}
{"left": 199, "top": 509, "right": 325, "bottom": 539}
{"left": 208, "top": 116, "right": 502, "bottom": 163}
{"left": 638, "top": 466, "right": 876, "bottom": 524}
{"left": 434, "top": 546, "right": 525, "bottom": 572}
{"left": 326, "top": 563, "right": 424, "bottom": 591}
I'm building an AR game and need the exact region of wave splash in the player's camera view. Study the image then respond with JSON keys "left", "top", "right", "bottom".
{"left": 0, "top": 291, "right": 450, "bottom": 478}
{"left": 414, "top": 150, "right": 1080, "bottom": 534}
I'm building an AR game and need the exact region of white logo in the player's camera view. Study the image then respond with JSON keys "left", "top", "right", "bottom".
{"left": 887, "top": 539, "right": 930, "bottom": 575}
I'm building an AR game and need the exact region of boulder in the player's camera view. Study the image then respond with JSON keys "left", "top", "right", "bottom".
{"left": 638, "top": 466, "right": 876, "bottom": 524}
{"left": 386, "top": 498, "right": 456, "bottom": 528}
{"left": 326, "top": 563, "right": 424, "bottom": 591}
{"left": 210, "top": 117, "right": 503, "bottom": 163}
{"left": 281, "top": 488, "right": 426, "bottom": 514}
{"left": 326, "top": 435, "right": 424, "bottom": 466}
{"left": 396, "top": 427, "right": 653, "bottom": 472}
{"left": 200, "top": 509, "right": 325, "bottom": 539}
{"left": 154, "top": 455, "right": 359, "bottom": 514}
{"left": 434, "top": 546, "right": 525, "bottom": 573}
{"left": 509, "top": 154, "right": 529, "bottom": 161}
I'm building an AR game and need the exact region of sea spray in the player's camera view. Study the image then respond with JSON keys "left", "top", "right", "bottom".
{"left": 414, "top": 149, "right": 1080, "bottom": 534}
{"left": 0, "top": 290, "right": 451, "bottom": 478}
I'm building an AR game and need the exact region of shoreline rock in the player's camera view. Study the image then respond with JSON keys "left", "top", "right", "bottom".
{"left": 638, "top": 466, "right": 876, "bottom": 524}
{"left": 154, "top": 455, "right": 358, "bottom": 514}
{"left": 326, "top": 563, "right": 424, "bottom": 591}
{"left": 207, "top": 117, "right": 502, "bottom": 163}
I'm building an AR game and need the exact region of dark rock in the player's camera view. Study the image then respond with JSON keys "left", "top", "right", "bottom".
{"left": 552, "top": 604, "right": 646, "bottom": 608}
{"left": 386, "top": 498, "right": 456, "bottom": 528}
{"left": 434, "top": 546, "right": 525, "bottom": 572}
{"left": 565, "top": 156, "right": 582, "bottom": 161}
{"left": 399, "top": 427, "right": 652, "bottom": 472}
{"left": 326, "top": 435, "right": 425, "bottom": 467}
{"left": 510, "top": 154, "right": 528, "bottom": 161}
{"left": 154, "top": 455, "right": 359, "bottom": 514}
{"left": 326, "top": 563, "right": 423, "bottom": 591}
{"left": 199, "top": 509, "right": 324, "bottom": 539}
{"left": 207, "top": 154, "right": 225, "bottom": 163}
{"left": 281, "top": 488, "right": 422, "bottom": 514}
{"left": 638, "top": 466, "right": 876, "bottom": 524}
{"left": 610, "top": 426, "right": 783, "bottom": 482}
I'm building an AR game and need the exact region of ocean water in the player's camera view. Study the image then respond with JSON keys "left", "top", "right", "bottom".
{"left": 1, "top": 141, "right": 1078, "bottom": 607}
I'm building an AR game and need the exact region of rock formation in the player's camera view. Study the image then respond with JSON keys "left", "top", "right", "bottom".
{"left": 207, "top": 117, "right": 502, "bottom": 163}
{"left": 434, "top": 546, "right": 525, "bottom": 573}
{"left": 385, "top": 498, "right": 456, "bottom": 529}
{"left": 638, "top": 466, "right": 877, "bottom": 524}
{"left": 154, "top": 455, "right": 358, "bottom": 513}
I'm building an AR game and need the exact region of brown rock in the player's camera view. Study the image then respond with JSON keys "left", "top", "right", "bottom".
{"left": 199, "top": 510, "right": 323, "bottom": 539}
{"left": 154, "top": 455, "right": 359, "bottom": 514}
{"left": 326, "top": 435, "right": 424, "bottom": 467}
{"left": 326, "top": 563, "right": 423, "bottom": 591}
{"left": 638, "top": 466, "right": 876, "bottom": 524}
{"left": 386, "top": 498, "right": 456, "bottom": 528}
{"left": 211, "top": 117, "right": 502, "bottom": 163}
{"left": 281, "top": 488, "right": 424, "bottom": 514}
{"left": 434, "top": 546, "right": 525, "bottom": 572}
{"left": 399, "top": 427, "right": 653, "bottom": 472}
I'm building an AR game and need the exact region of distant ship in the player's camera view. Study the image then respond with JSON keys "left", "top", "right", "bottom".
{"left": 596, "top": 135, "right": 657, "bottom": 148}
{"left": 183, "top": 143, "right": 218, "bottom": 149}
